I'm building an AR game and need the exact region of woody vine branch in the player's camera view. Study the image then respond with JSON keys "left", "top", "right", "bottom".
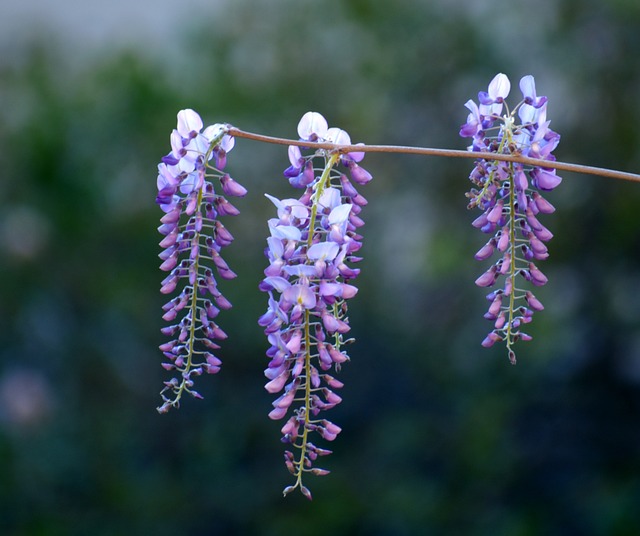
{"left": 226, "top": 126, "right": 640, "bottom": 184}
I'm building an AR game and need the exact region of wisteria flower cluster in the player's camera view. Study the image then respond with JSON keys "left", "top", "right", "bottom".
{"left": 153, "top": 74, "right": 577, "bottom": 498}
{"left": 258, "top": 112, "right": 372, "bottom": 499}
{"left": 156, "top": 109, "right": 246, "bottom": 412}
{"left": 460, "top": 73, "right": 561, "bottom": 363}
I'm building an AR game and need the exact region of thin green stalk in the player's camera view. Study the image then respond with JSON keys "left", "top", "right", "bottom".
{"left": 170, "top": 139, "right": 224, "bottom": 407}
{"left": 505, "top": 163, "right": 517, "bottom": 364}
{"left": 291, "top": 153, "right": 340, "bottom": 493}
{"left": 174, "top": 187, "right": 204, "bottom": 406}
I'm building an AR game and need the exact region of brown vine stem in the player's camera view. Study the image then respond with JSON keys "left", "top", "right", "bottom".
{"left": 227, "top": 126, "right": 640, "bottom": 184}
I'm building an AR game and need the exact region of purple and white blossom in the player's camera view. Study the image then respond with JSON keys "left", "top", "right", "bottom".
{"left": 460, "top": 74, "right": 561, "bottom": 363}
{"left": 156, "top": 109, "right": 246, "bottom": 412}
{"left": 260, "top": 112, "right": 371, "bottom": 499}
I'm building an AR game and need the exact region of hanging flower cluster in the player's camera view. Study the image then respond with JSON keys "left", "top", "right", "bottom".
{"left": 152, "top": 73, "right": 572, "bottom": 497}
{"left": 156, "top": 109, "right": 246, "bottom": 412}
{"left": 460, "top": 74, "right": 561, "bottom": 363}
{"left": 258, "top": 112, "right": 372, "bottom": 499}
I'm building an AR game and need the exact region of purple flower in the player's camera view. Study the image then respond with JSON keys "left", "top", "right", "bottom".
{"left": 462, "top": 75, "right": 561, "bottom": 363}
{"left": 288, "top": 112, "right": 370, "bottom": 187}
{"left": 460, "top": 74, "right": 512, "bottom": 141}
{"left": 262, "top": 111, "right": 371, "bottom": 498}
{"left": 156, "top": 109, "right": 246, "bottom": 413}
{"left": 519, "top": 75, "right": 548, "bottom": 108}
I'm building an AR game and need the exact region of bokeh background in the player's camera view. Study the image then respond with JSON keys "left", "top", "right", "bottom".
{"left": 2, "top": 0, "right": 640, "bottom": 534}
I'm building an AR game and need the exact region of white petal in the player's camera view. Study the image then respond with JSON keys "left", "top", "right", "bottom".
{"left": 177, "top": 109, "right": 203, "bottom": 136}
{"left": 318, "top": 187, "right": 341, "bottom": 211}
{"left": 328, "top": 203, "right": 353, "bottom": 225}
{"left": 297, "top": 112, "right": 328, "bottom": 140}
{"left": 488, "top": 73, "right": 511, "bottom": 100}
{"left": 325, "top": 127, "right": 351, "bottom": 145}
{"left": 288, "top": 145, "right": 302, "bottom": 167}
{"left": 307, "top": 241, "right": 339, "bottom": 261}
{"left": 267, "top": 236, "right": 284, "bottom": 258}
{"left": 519, "top": 75, "right": 536, "bottom": 100}
{"left": 518, "top": 103, "right": 536, "bottom": 124}
{"left": 262, "top": 276, "right": 291, "bottom": 293}
{"left": 283, "top": 265, "right": 317, "bottom": 277}
{"left": 269, "top": 223, "right": 302, "bottom": 241}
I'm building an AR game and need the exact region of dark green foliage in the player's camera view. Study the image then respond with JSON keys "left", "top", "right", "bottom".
{"left": 1, "top": 0, "right": 640, "bottom": 534}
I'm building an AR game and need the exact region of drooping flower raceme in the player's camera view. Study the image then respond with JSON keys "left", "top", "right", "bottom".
{"left": 156, "top": 109, "right": 246, "bottom": 412}
{"left": 460, "top": 74, "right": 561, "bottom": 364}
{"left": 259, "top": 112, "right": 372, "bottom": 499}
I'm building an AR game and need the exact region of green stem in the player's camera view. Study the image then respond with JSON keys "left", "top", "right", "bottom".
{"left": 292, "top": 153, "right": 340, "bottom": 490}
{"left": 173, "top": 187, "right": 204, "bottom": 406}
{"left": 505, "top": 162, "right": 517, "bottom": 363}
{"left": 170, "top": 138, "right": 223, "bottom": 407}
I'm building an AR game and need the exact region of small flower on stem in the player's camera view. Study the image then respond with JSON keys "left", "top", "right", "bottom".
{"left": 461, "top": 74, "right": 561, "bottom": 363}
{"left": 156, "top": 109, "right": 246, "bottom": 412}
{"left": 260, "top": 111, "right": 372, "bottom": 498}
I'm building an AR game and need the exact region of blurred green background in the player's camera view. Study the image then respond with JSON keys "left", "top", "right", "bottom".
{"left": 2, "top": 0, "right": 640, "bottom": 534}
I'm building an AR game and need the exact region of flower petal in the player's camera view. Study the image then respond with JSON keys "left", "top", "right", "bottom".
{"left": 297, "top": 112, "right": 328, "bottom": 141}
{"left": 177, "top": 109, "right": 203, "bottom": 137}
